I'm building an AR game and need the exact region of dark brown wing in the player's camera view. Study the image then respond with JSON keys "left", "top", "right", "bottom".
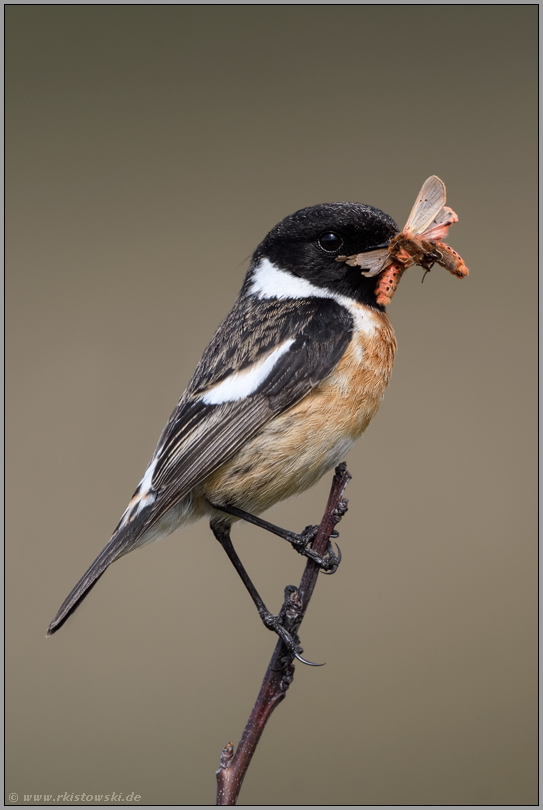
{"left": 47, "top": 296, "right": 353, "bottom": 635}
{"left": 149, "top": 296, "right": 354, "bottom": 520}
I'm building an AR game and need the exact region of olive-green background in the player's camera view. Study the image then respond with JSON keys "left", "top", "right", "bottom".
{"left": 6, "top": 6, "right": 537, "bottom": 807}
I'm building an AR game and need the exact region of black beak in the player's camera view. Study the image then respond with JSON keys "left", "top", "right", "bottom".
{"left": 365, "top": 241, "right": 391, "bottom": 252}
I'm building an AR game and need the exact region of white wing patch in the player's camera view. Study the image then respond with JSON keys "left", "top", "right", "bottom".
{"left": 201, "top": 339, "right": 295, "bottom": 405}
{"left": 118, "top": 459, "right": 157, "bottom": 527}
{"left": 138, "top": 461, "right": 156, "bottom": 503}
{"left": 250, "top": 258, "right": 377, "bottom": 336}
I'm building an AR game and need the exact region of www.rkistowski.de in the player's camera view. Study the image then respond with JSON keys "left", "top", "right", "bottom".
{"left": 9, "top": 792, "right": 141, "bottom": 803}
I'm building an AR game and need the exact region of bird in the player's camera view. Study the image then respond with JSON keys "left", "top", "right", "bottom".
{"left": 47, "top": 201, "right": 399, "bottom": 660}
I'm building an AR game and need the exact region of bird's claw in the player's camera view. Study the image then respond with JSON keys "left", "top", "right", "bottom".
{"left": 293, "top": 650, "right": 325, "bottom": 667}
{"left": 288, "top": 525, "right": 319, "bottom": 550}
{"left": 263, "top": 602, "right": 325, "bottom": 668}
{"left": 320, "top": 541, "right": 342, "bottom": 575}
{"left": 287, "top": 526, "right": 341, "bottom": 574}
{"left": 302, "top": 537, "right": 342, "bottom": 574}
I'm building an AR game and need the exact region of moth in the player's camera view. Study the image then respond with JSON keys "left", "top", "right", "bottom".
{"left": 338, "top": 175, "right": 469, "bottom": 306}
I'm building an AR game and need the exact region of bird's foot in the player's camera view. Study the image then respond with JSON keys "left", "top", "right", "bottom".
{"left": 260, "top": 586, "right": 324, "bottom": 667}
{"left": 286, "top": 525, "right": 342, "bottom": 573}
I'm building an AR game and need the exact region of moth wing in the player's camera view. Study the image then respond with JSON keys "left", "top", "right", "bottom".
{"left": 404, "top": 175, "right": 446, "bottom": 236}
{"left": 421, "top": 205, "right": 458, "bottom": 242}
{"left": 340, "top": 247, "right": 390, "bottom": 277}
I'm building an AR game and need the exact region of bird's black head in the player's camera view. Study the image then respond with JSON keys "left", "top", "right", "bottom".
{"left": 249, "top": 202, "right": 398, "bottom": 308}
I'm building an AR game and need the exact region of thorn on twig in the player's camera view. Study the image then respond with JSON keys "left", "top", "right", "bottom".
{"left": 280, "top": 585, "right": 303, "bottom": 627}
{"left": 218, "top": 742, "right": 234, "bottom": 771}
{"left": 279, "top": 663, "right": 295, "bottom": 692}
{"left": 334, "top": 461, "right": 349, "bottom": 483}
{"left": 332, "top": 498, "right": 349, "bottom": 523}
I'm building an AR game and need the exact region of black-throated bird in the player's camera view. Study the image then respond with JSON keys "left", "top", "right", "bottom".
{"left": 47, "top": 201, "right": 399, "bottom": 661}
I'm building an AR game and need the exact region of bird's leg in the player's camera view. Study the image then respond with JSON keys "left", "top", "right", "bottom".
{"left": 210, "top": 521, "right": 321, "bottom": 666}
{"left": 207, "top": 501, "right": 341, "bottom": 574}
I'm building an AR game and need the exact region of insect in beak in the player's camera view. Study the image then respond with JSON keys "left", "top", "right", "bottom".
{"left": 338, "top": 176, "right": 469, "bottom": 304}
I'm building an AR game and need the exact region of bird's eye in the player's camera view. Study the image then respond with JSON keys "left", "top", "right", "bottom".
{"left": 318, "top": 232, "right": 344, "bottom": 253}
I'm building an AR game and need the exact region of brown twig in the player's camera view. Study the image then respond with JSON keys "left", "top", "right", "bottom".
{"left": 215, "top": 463, "right": 352, "bottom": 806}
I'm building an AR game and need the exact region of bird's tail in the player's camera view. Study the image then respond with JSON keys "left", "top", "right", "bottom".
{"left": 46, "top": 513, "right": 147, "bottom": 636}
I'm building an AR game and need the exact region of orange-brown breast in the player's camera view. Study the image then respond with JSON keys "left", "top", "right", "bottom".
{"left": 201, "top": 306, "right": 397, "bottom": 517}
